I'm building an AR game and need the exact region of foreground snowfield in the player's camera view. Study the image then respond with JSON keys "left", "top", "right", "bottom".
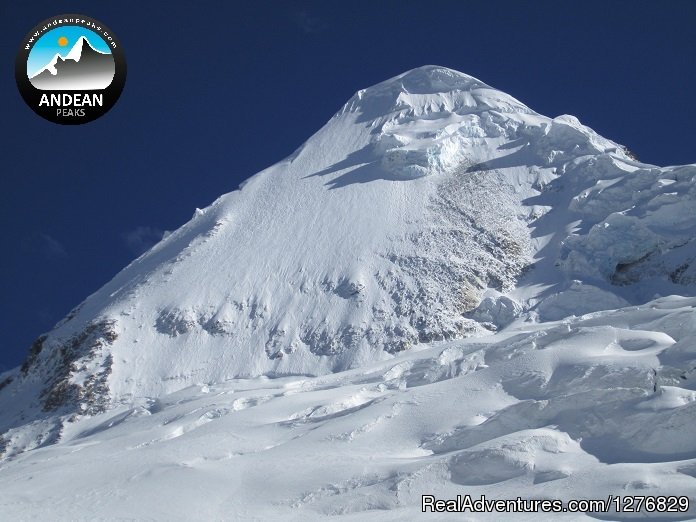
{"left": 2, "top": 297, "right": 696, "bottom": 520}
{"left": 2, "top": 66, "right": 696, "bottom": 519}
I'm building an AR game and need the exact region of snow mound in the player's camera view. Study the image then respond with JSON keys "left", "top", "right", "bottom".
{"left": 536, "top": 281, "right": 630, "bottom": 321}
{"left": 1, "top": 297, "right": 695, "bottom": 519}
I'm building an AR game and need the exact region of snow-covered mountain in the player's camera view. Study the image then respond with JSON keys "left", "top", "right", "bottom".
{"left": 1, "top": 66, "right": 695, "bottom": 519}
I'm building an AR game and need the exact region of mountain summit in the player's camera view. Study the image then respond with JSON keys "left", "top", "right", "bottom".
{"left": 2, "top": 66, "right": 696, "bottom": 465}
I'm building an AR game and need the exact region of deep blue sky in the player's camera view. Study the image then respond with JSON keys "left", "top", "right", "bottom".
{"left": 2, "top": 1, "right": 695, "bottom": 371}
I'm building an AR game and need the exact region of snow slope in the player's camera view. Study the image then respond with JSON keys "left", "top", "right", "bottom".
{"left": 2, "top": 298, "right": 696, "bottom": 520}
{"left": 1, "top": 66, "right": 696, "bottom": 519}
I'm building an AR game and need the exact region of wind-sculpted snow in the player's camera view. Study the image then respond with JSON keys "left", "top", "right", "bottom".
{"left": 0, "top": 297, "right": 694, "bottom": 519}
{"left": 2, "top": 67, "right": 696, "bottom": 517}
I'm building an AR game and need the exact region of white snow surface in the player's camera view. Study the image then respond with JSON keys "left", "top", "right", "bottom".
{"left": 2, "top": 66, "right": 696, "bottom": 519}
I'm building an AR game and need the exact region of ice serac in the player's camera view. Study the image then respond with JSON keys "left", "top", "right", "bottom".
{"left": 2, "top": 66, "right": 696, "bottom": 460}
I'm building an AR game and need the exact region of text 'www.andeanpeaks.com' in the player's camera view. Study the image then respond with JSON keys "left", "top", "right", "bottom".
{"left": 422, "top": 494, "right": 691, "bottom": 514}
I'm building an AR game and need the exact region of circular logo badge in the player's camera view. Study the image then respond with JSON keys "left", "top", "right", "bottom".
{"left": 16, "top": 14, "right": 126, "bottom": 124}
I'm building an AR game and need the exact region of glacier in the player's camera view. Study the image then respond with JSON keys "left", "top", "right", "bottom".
{"left": 1, "top": 65, "right": 695, "bottom": 520}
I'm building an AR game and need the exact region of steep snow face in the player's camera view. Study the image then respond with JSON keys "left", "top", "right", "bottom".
{"left": 4, "top": 67, "right": 542, "bottom": 401}
{"left": 2, "top": 66, "right": 696, "bottom": 460}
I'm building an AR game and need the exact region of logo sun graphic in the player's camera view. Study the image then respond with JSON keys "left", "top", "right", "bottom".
{"left": 57, "top": 36, "right": 68, "bottom": 47}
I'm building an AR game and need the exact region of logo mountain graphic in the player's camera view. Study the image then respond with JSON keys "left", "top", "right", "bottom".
{"left": 29, "top": 36, "right": 115, "bottom": 91}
